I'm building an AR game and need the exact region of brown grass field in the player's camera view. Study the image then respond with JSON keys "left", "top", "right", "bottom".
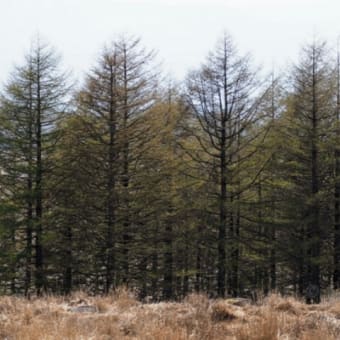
{"left": 1, "top": 288, "right": 340, "bottom": 339}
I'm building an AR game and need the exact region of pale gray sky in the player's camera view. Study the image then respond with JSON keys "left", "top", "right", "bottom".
{"left": 0, "top": 0, "right": 340, "bottom": 82}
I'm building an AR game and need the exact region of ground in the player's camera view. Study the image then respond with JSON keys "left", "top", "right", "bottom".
{"left": 1, "top": 288, "right": 340, "bottom": 339}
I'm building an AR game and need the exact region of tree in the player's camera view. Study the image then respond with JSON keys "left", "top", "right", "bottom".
{"left": 0, "top": 39, "right": 70, "bottom": 295}
{"left": 185, "top": 34, "right": 262, "bottom": 297}
{"left": 282, "top": 40, "right": 334, "bottom": 302}
{"left": 76, "top": 36, "right": 158, "bottom": 292}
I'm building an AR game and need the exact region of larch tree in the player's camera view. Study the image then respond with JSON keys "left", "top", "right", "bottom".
{"left": 185, "top": 34, "right": 262, "bottom": 297}
{"left": 77, "top": 36, "right": 158, "bottom": 292}
{"left": 282, "top": 40, "right": 334, "bottom": 302}
{"left": 0, "top": 39, "right": 70, "bottom": 295}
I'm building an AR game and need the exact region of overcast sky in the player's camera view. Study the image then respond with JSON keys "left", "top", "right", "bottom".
{"left": 0, "top": 0, "right": 340, "bottom": 82}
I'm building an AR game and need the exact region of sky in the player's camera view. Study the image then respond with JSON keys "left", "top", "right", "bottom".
{"left": 0, "top": 0, "right": 340, "bottom": 83}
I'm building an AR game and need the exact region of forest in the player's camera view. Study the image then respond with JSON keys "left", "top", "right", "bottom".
{"left": 0, "top": 33, "right": 339, "bottom": 305}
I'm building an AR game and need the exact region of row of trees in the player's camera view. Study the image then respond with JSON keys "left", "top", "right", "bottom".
{"left": 0, "top": 34, "right": 339, "bottom": 303}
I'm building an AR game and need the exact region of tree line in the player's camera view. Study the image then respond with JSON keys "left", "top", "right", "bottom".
{"left": 0, "top": 34, "right": 339, "bottom": 303}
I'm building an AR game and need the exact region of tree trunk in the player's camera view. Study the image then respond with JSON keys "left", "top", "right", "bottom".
{"left": 122, "top": 48, "right": 130, "bottom": 284}
{"left": 306, "top": 49, "right": 321, "bottom": 303}
{"left": 25, "top": 86, "right": 34, "bottom": 297}
{"left": 163, "top": 221, "right": 173, "bottom": 300}
{"left": 35, "top": 56, "right": 44, "bottom": 296}
{"left": 105, "top": 61, "right": 117, "bottom": 293}
{"left": 63, "top": 223, "right": 73, "bottom": 294}
{"left": 334, "top": 50, "right": 340, "bottom": 290}
{"left": 218, "top": 130, "right": 227, "bottom": 297}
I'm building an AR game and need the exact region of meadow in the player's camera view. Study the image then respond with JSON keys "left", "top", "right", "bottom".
{"left": 1, "top": 288, "right": 340, "bottom": 339}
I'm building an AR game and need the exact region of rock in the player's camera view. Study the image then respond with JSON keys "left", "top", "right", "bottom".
{"left": 69, "top": 299, "right": 88, "bottom": 306}
{"left": 306, "top": 312, "right": 340, "bottom": 333}
{"left": 225, "top": 298, "right": 251, "bottom": 307}
{"left": 69, "top": 305, "right": 98, "bottom": 313}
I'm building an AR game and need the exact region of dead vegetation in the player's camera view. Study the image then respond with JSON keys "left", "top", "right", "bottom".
{"left": 0, "top": 289, "right": 340, "bottom": 339}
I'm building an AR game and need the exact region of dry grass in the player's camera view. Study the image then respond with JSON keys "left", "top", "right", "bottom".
{"left": 0, "top": 291, "right": 340, "bottom": 339}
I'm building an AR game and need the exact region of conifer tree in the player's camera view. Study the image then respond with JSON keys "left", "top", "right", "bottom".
{"left": 0, "top": 39, "right": 70, "bottom": 295}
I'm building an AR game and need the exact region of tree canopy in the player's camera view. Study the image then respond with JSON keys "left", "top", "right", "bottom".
{"left": 0, "top": 34, "right": 340, "bottom": 304}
